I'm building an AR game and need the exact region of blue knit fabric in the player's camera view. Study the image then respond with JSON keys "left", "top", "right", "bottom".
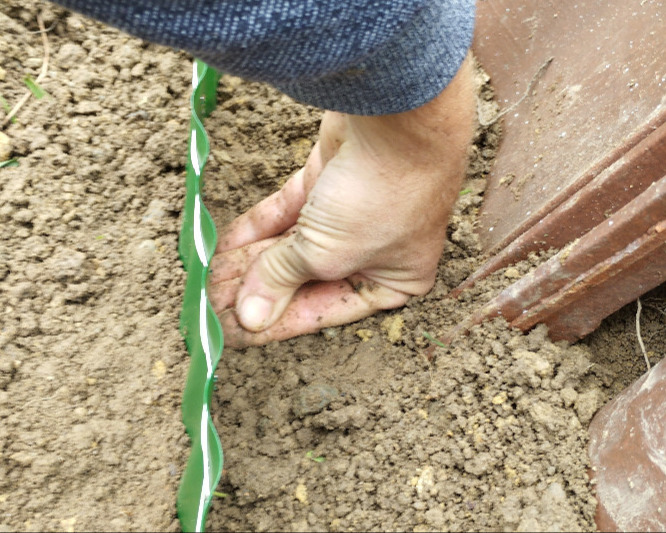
{"left": 53, "top": 0, "right": 475, "bottom": 115}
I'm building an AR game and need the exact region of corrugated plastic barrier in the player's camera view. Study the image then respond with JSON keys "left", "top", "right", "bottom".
{"left": 176, "top": 60, "right": 224, "bottom": 533}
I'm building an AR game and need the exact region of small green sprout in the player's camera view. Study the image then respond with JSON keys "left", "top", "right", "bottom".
{"left": 459, "top": 188, "right": 473, "bottom": 196}
{"left": 305, "top": 450, "right": 326, "bottom": 463}
{"left": 23, "top": 75, "right": 50, "bottom": 100}
{"left": 213, "top": 491, "right": 228, "bottom": 498}
{"left": 422, "top": 331, "right": 447, "bottom": 348}
{"left": 0, "top": 95, "right": 15, "bottom": 122}
{"left": 0, "top": 158, "right": 19, "bottom": 169}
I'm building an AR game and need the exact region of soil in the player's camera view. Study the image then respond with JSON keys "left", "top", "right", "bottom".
{"left": 1, "top": 1, "right": 664, "bottom": 532}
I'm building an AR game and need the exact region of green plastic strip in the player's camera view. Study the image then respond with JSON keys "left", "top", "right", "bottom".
{"left": 177, "top": 59, "right": 224, "bottom": 533}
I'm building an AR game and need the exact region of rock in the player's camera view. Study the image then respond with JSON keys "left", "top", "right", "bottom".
{"left": 38, "top": 6, "right": 58, "bottom": 25}
{"left": 63, "top": 282, "right": 92, "bottom": 302}
{"left": 152, "top": 360, "right": 167, "bottom": 380}
{"left": 47, "top": 248, "right": 86, "bottom": 282}
{"left": 294, "top": 483, "right": 308, "bottom": 504}
{"left": 0, "top": 132, "right": 12, "bottom": 161}
{"left": 10, "top": 451, "right": 35, "bottom": 467}
{"left": 415, "top": 466, "right": 435, "bottom": 497}
{"left": 321, "top": 327, "right": 338, "bottom": 341}
{"left": 464, "top": 452, "right": 494, "bottom": 476}
{"left": 381, "top": 315, "right": 404, "bottom": 344}
{"left": 355, "top": 329, "right": 373, "bottom": 342}
{"left": 60, "top": 517, "right": 77, "bottom": 533}
{"left": 517, "top": 482, "right": 580, "bottom": 532}
{"left": 31, "top": 454, "right": 61, "bottom": 478}
{"left": 0, "top": 204, "right": 13, "bottom": 223}
{"left": 24, "top": 57, "right": 43, "bottom": 70}
{"left": 292, "top": 384, "right": 339, "bottom": 417}
{"left": 74, "top": 101, "right": 103, "bottom": 115}
{"left": 498, "top": 493, "right": 523, "bottom": 529}
{"left": 451, "top": 219, "right": 476, "bottom": 248}
{"left": 130, "top": 63, "right": 146, "bottom": 77}
{"left": 529, "top": 401, "right": 561, "bottom": 432}
{"left": 111, "top": 43, "right": 140, "bottom": 69}
{"left": 12, "top": 208, "right": 34, "bottom": 224}
{"left": 55, "top": 42, "right": 87, "bottom": 69}
{"left": 135, "top": 239, "right": 157, "bottom": 258}
{"left": 141, "top": 200, "right": 168, "bottom": 224}
{"left": 575, "top": 388, "right": 603, "bottom": 425}
{"left": 122, "top": 154, "right": 158, "bottom": 186}
{"left": 514, "top": 349, "right": 552, "bottom": 378}
{"left": 560, "top": 387, "right": 578, "bottom": 408}
{"left": 425, "top": 507, "right": 445, "bottom": 529}
{"left": 312, "top": 405, "right": 369, "bottom": 430}
{"left": 66, "top": 15, "right": 85, "bottom": 32}
{"left": 8, "top": 281, "right": 35, "bottom": 300}
{"left": 588, "top": 357, "right": 666, "bottom": 532}
{"left": 510, "top": 349, "right": 553, "bottom": 388}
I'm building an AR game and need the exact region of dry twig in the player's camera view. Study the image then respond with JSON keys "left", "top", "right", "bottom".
{"left": 636, "top": 297, "right": 651, "bottom": 372}
{"left": 1, "top": 14, "right": 50, "bottom": 128}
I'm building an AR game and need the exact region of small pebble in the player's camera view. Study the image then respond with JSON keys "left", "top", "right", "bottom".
{"left": 293, "top": 383, "right": 339, "bottom": 417}
{"left": 355, "top": 329, "right": 373, "bottom": 342}
{"left": 0, "top": 132, "right": 12, "bottom": 161}
{"left": 294, "top": 483, "right": 308, "bottom": 504}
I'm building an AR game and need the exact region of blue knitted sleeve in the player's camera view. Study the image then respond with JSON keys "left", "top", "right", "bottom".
{"left": 52, "top": 0, "right": 475, "bottom": 115}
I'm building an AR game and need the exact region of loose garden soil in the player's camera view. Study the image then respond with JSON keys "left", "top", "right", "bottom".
{"left": 1, "top": 1, "right": 664, "bottom": 531}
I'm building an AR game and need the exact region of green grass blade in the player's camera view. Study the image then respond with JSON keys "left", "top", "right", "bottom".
{"left": 0, "top": 95, "right": 11, "bottom": 113}
{"left": 0, "top": 95, "right": 16, "bottom": 123}
{"left": 422, "top": 331, "right": 447, "bottom": 348}
{"left": 0, "top": 158, "right": 19, "bottom": 169}
{"left": 23, "top": 76, "right": 49, "bottom": 99}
